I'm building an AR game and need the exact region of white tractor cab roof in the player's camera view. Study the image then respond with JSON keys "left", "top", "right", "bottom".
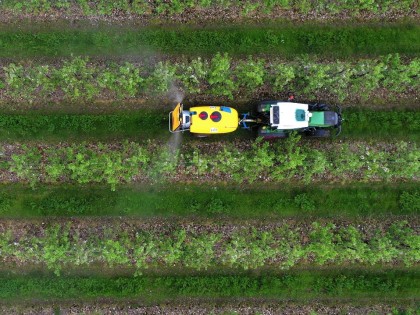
{"left": 270, "top": 102, "right": 312, "bottom": 130}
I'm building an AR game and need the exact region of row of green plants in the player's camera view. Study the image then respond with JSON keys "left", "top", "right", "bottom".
{"left": 1, "top": 54, "right": 418, "bottom": 102}
{"left": 1, "top": 271, "right": 415, "bottom": 302}
{"left": 0, "top": 221, "right": 418, "bottom": 275}
{"left": 5, "top": 136, "right": 419, "bottom": 189}
{"left": 2, "top": 0, "right": 416, "bottom": 16}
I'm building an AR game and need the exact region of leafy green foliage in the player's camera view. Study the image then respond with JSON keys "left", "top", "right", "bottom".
{"left": 2, "top": 54, "right": 417, "bottom": 102}
{"left": 235, "top": 56, "right": 265, "bottom": 92}
{"left": 8, "top": 142, "right": 149, "bottom": 190}
{"left": 98, "top": 62, "right": 144, "bottom": 98}
{"left": 6, "top": 138, "right": 419, "bottom": 189}
{"left": 0, "top": 221, "right": 417, "bottom": 275}
{"left": 54, "top": 57, "right": 99, "bottom": 100}
{"left": 208, "top": 53, "right": 236, "bottom": 99}
{"left": 145, "top": 61, "right": 176, "bottom": 95}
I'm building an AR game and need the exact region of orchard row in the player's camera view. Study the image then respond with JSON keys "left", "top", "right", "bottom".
{"left": 2, "top": 54, "right": 418, "bottom": 102}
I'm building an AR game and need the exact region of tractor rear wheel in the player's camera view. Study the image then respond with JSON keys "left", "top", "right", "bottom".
{"left": 310, "top": 129, "right": 331, "bottom": 137}
{"left": 309, "top": 103, "right": 330, "bottom": 111}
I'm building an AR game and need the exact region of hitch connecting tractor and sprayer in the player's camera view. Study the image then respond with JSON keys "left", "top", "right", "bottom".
{"left": 169, "top": 98, "right": 342, "bottom": 138}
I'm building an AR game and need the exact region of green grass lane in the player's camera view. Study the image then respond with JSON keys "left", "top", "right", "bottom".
{"left": 343, "top": 108, "right": 420, "bottom": 140}
{"left": 0, "top": 110, "right": 166, "bottom": 141}
{"left": 0, "top": 270, "right": 417, "bottom": 303}
{"left": 0, "top": 23, "right": 418, "bottom": 58}
{"left": 0, "top": 108, "right": 418, "bottom": 142}
{"left": 0, "top": 183, "right": 417, "bottom": 218}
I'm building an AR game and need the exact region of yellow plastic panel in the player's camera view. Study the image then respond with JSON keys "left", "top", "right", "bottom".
{"left": 170, "top": 103, "right": 182, "bottom": 132}
{"left": 190, "top": 106, "right": 239, "bottom": 134}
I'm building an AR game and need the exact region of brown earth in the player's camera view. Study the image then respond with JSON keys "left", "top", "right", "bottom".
{"left": 0, "top": 4, "right": 418, "bottom": 26}
{"left": 0, "top": 301, "right": 416, "bottom": 315}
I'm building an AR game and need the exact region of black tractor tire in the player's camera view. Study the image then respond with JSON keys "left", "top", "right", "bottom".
{"left": 309, "top": 103, "right": 330, "bottom": 111}
{"left": 310, "top": 129, "right": 331, "bottom": 138}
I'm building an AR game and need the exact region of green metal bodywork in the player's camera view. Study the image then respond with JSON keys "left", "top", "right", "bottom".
{"left": 259, "top": 126, "right": 286, "bottom": 134}
{"left": 309, "top": 111, "right": 328, "bottom": 127}
{"left": 260, "top": 104, "right": 271, "bottom": 112}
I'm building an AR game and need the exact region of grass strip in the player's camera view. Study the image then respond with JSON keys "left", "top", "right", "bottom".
{"left": 343, "top": 108, "right": 420, "bottom": 140}
{"left": 0, "top": 23, "right": 418, "bottom": 58}
{"left": 0, "top": 110, "right": 165, "bottom": 141}
{"left": 0, "top": 270, "right": 417, "bottom": 303}
{"left": 0, "top": 183, "right": 418, "bottom": 218}
{"left": 0, "top": 108, "right": 417, "bottom": 142}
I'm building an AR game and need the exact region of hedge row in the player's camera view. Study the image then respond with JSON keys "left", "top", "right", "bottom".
{"left": 1, "top": 54, "right": 418, "bottom": 102}
{"left": 5, "top": 136, "right": 419, "bottom": 189}
{"left": 0, "top": 221, "right": 418, "bottom": 275}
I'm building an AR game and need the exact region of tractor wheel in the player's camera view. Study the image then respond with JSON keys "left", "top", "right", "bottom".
{"left": 310, "top": 129, "right": 331, "bottom": 138}
{"left": 318, "top": 103, "right": 329, "bottom": 111}
{"left": 309, "top": 103, "right": 329, "bottom": 111}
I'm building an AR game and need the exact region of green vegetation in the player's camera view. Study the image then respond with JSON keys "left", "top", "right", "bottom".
{"left": 343, "top": 109, "right": 420, "bottom": 140}
{"left": 0, "top": 221, "right": 418, "bottom": 275}
{"left": 0, "top": 183, "right": 418, "bottom": 218}
{"left": 0, "top": 0, "right": 418, "bottom": 310}
{"left": 0, "top": 111, "right": 165, "bottom": 141}
{"left": 0, "top": 24, "right": 418, "bottom": 58}
{"left": 1, "top": 0, "right": 417, "bottom": 18}
{"left": 1, "top": 54, "right": 419, "bottom": 102}
{"left": 5, "top": 137, "right": 419, "bottom": 189}
{"left": 0, "top": 270, "right": 417, "bottom": 303}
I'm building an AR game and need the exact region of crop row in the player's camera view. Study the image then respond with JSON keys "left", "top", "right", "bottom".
{"left": 2, "top": 0, "right": 416, "bottom": 17}
{"left": 1, "top": 54, "right": 418, "bottom": 102}
{"left": 0, "top": 221, "right": 418, "bottom": 275}
{"left": 4, "top": 136, "right": 419, "bottom": 189}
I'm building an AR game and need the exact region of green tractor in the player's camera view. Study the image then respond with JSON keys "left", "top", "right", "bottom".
{"left": 240, "top": 100, "right": 342, "bottom": 139}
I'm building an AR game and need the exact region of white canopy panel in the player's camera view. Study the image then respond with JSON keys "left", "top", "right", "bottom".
{"left": 270, "top": 102, "right": 312, "bottom": 129}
